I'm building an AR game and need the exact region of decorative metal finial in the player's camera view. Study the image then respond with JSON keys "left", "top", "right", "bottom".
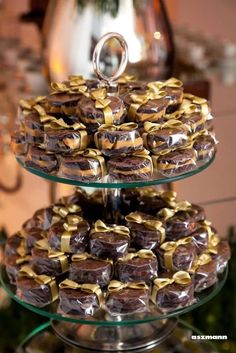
{"left": 92, "top": 32, "right": 128, "bottom": 84}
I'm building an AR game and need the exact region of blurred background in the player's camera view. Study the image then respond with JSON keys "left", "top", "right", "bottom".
{"left": 0, "top": 0, "right": 235, "bottom": 352}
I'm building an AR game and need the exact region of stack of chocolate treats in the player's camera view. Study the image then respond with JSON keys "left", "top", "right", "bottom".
{"left": 11, "top": 75, "right": 217, "bottom": 182}
{"left": 4, "top": 188, "right": 230, "bottom": 316}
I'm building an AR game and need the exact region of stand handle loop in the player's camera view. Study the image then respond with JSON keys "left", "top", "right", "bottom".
{"left": 92, "top": 32, "right": 128, "bottom": 84}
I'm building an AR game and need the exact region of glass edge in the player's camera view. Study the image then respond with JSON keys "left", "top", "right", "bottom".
{"left": 0, "top": 265, "right": 227, "bottom": 327}
{"left": 16, "top": 154, "right": 215, "bottom": 189}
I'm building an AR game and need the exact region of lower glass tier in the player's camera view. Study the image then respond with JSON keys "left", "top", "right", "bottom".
{"left": 17, "top": 154, "right": 215, "bottom": 188}
{"left": 0, "top": 265, "right": 227, "bottom": 326}
{"left": 16, "top": 319, "right": 217, "bottom": 353}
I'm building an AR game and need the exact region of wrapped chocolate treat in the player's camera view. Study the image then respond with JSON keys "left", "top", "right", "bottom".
{"left": 116, "top": 250, "right": 158, "bottom": 283}
{"left": 44, "top": 122, "right": 88, "bottom": 153}
{"left": 157, "top": 201, "right": 198, "bottom": 240}
{"left": 152, "top": 148, "right": 197, "bottom": 177}
{"left": 180, "top": 93, "right": 212, "bottom": 120}
{"left": 138, "top": 189, "right": 177, "bottom": 215}
{"left": 90, "top": 220, "right": 130, "bottom": 259}
{"left": 157, "top": 237, "right": 197, "bottom": 272}
{"left": 190, "top": 204, "right": 205, "bottom": 222}
{"left": 48, "top": 215, "right": 90, "bottom": 254}
{"left": 193, "top": 131, "right": 216, "bottom": 161}
{"left": 123, "top": 88, "right": 167, "bottom": 123}
{"left": 151, "top": 271, "right": 194, "bottom": 312}
{"left": 69, "top": 253, "right": 113, "bottom": 287}
{"left": 212, "top": 241, "right": 231, "bottom": 273}
{"left": 117, "top": 75, "right": 147, "bottom": 95}
{"left": 94, "top": 123, "right": 143, "bottom": 157}
{"left": 47, "top": 77, "right": 88, "bottom": 115}
{"left": 105, "top": 280, "right": 149, "bottom": 315}
{"left": 25, "top": 146, "right": 59, "bottom": 173}
{"left": 125, "top": 212, "right": 165, "bottom": 250}
{"left": 5, "top": 254, "right": 31, "bottom": 285}
{"left": 191, "top": 220, "right": 218, "bottom": 255}
{"left": 31, "top": 239, "right": 69, "bottom": 276}
{"left": 59, "top": 148, "right": 106, "bottom": 181}
{"left": 58, "top": 279, "right": 103, "bottom": 316}
{"left": 189, "top": 253, "right": 218, "bottom": 292}
{"left": 5, "top": 231, "right": 27, "bottom": 257}
{"left": 147, "top": 78, "right": 184, "bottom": 114}
{"left": 78, "top": 87, "right": 126, "bottom": 132}
{"left": 16, "top": 265, "right": 58, "bottom": 307}
{"left": 107, "top": 149, "right": 153, "bottom": 181}
{"left": 11, "top": 132, "right": 28, "bottom": 156}
{"left": 143, "top": 120, "right": 189, "bottom": 155}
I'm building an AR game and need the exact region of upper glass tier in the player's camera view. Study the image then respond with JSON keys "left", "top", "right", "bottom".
{"left": 0, "top": 265, "right": 227, "bottom": 326}
{"left": 17, "top": 154, "right": 215, "bottom": 189}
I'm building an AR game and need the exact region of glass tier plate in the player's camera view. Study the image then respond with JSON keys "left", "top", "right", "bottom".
{"left": 16, "top": 154, "right": 215, "bottom": 188}
{"left": 16, "top": 319, "right": 217, "bottom": 353}
{"left": 0, "top": 265, "right": 227, "bottom": 326}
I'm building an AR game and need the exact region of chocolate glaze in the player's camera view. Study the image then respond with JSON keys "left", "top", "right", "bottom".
{"left": 108, "top": 156, "right": 152, "bottom": 181}
{"left": 25, "top": 146, "right": 59, "bottom": 173}
{"left": 116, "top": 256, "right": 158, "bottom": 283}
{"left": 90, "top": 231, "right": 130, "bottom": 259}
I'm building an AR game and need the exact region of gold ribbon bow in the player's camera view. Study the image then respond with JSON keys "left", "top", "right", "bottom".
{"left": 117, "top": 74, "right": 137, "bottom": 83}
{"left": 129, "top": 89, "right": 166, "bottom": 122}
{"left": 92, "top": 220, "right": 130, "bottom": 237}
{"left": 71, "top": 252, "right": 113, "bottom": 266}
{"left": 53, "top": 204, "right": 81, "bottom": 219}
{"left": 51, "top": 75, "right": 88, "bottom": 95}
{"left": 144, "top": 119, "right": 189, "bottom": 133}
{"left": 19, "top": 96, "right": 46, "bottom": 116}
{"left": 157, "top": 200, "right": 192, "bottom": 220}
{"left": 35, "top": 238, "right": 69, "bottom": 273}
{"left": 180, "top": 93, "right": 210, "bottom": 117}
{"left": 19, "top": 265, "right": 58, "bottom": 302}
{"left": 59, "top": 279, "right": 104, "bottom": 305}
{"left": 97, "top": 122, "right": 138, "bottom": 132}
{"left": 90, "top": 88, "right": 113, "bottom": 125}
{"left": 125, "top": 212, "right": 165, "bottom": 243}
{"left": 118, "top": 249, "right": 156, "bottom": 262}
{"left": 189, "top": 253, "right": 212, "bottom": 273}
{"left": 72, "top": 149, "right": 106, "bottom": 177}
{"left": 160, "top": 237, "right": 193, "bottom": 270}
{"left": 138, "top": 188, "right": 177, "bottom": 201}
{"left": 108, "top": 280, "right": 148, "bottom": 292}
{"left": 147, "top": 78, "right": 183, "bottom": 93}
{"left": 151, "top": 270, "right": 191, "bottom": 303}
{"left": 199, "top": 220, "right": 219, "bottom": 254}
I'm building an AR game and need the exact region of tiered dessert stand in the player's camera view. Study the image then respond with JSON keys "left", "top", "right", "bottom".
{"left": 0, "top": 33, "right": 227, "bottom": 353}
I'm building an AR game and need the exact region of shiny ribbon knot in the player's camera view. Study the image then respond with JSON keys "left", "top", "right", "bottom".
{"left": 147, "top": 77, "right": 183, "bottom": 93}
{"left": 131, "top": 90, "right": 166, "bottom": 105}
{"left": 19, "top": 96, "right": 46, "bottom": 116}
{"left": 160, "top": 237, "right": 193, "bottom": 270}
{"left": 117, "top": 74, "right": 137, "bottom": 83}
{"left": 125, "top": 212, "right": 165, "bottom": 243}
{"left": 181, "top": 93, "right": 210, "bottom": 116}
{"left": 157, "top": 200, "right": 192, "bottom": 220}
{"left": 118, "top": 249, "right": 156, "bottom": 262}
{"left": 59, "top": 279, "right": 104, "bottom": 305}
{"left": 59, "top": 215, "right": 84, "bottom": 253}
{"left": 108, "top": 280, "right": 148, "bottom": 292}
{"left": 92, "top": 220, "right": 130, "bottom": 237}
{"left": 90, "top": 88, "right": 113, "bottom": 125}
{"left": 98, "top": 122, "right": 138, "bottom": 132}
{"left": 151, "top": 270, "right": 191, "bottom": 303}
{"left": 50, "top": 75, "right": 88, "bottom": 95}
{"left": 189, "top": 253, "right": 212, "bottom": 273}
{"left": 138, "top": 188, "right": 177, "bottom": 202}
{"left": 53, "top": 204, "right": 81, "bottom": 219}
{"left": 18, "top": 265, "right": 58, "bottom": 302}
{"left": 144, "top": 119, "right": 190, "bottom": 133}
